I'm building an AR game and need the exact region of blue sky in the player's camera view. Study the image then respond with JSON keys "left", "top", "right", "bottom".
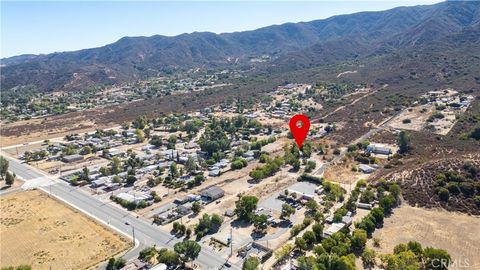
{"left": 1, "top": 1, "right": 442, "bottom": 58}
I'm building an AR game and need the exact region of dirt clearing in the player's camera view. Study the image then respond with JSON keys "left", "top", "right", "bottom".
{"left": 0, "top": 190, "right": 130, "bottom": 269}
{"left": 370, "top": 204, "right": 480, "bottom": 270}
{"left": 389, "top": 104, "right": 433, "bottom": 131}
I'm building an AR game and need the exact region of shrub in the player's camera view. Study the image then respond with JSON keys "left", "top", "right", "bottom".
{"left": 474, "top": 196, "right": 480, "bottom": 208}
{"left": 437, "top": 188, "right": 450, "bottom": 201}
{"left": 297, "top": 174, "right": 323, "bottom": 184}
{"left": 231, "top": 158, "right": 248, "bottom": 170}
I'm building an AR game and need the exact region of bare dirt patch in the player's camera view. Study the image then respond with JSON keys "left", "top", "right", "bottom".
{"left": 0, "top": 190, "right": 130, "bottom": 269}
{"left": 370, "top": 204, "right": 480, "bottom": 270}
{"left": 0, "top": 117, "right": 98, "bottom": 147}
{"left": 389, "top": 104, "right": 434, "bottom": 131}
{"left": 324, "top": 159, "right": 365, "bottom": 185}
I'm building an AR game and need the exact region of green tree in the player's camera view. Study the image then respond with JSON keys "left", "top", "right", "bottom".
{"left": 280, "top": 203, "right": 296, "bottom": 219}
{"left": 302, "top": 230, "right": 317, "bottom": 246}
{"left": 5, "top": 171, "right": 15, "bottom": 186}
{"left": 389, "top": 183, "right": 401, "bottom": 199}
{"left": 81, "top": 166, "right": 90, "bottom": 181}
{"left": 292, "top": 159, "right": 301, "bottom": 171}
{"left": 80, "top": 146, "right": 92, "bottom": 155}
{"left": 194, "top": 174, "right": 204, "bottom": 185}
{"left": 379, "top": 195, "right": 396, "bottom": 214}
{"left": 235, "top": 196, "right": 259, "bottom": 222}
{"left": 249, "top": 169, "right": 264, "bottom": 181}
{"left": 157, "top": 248, "right": 180, "bottom": 267}
{"left": 121, "top": 122, "right": 130, "bottom": 130}
{"left": 313, "top": 244, "right": 326, "bottom": 256}
{"left": 474, "top": 196, "right": 480, "bottom": 208}
{"left": 407, "top": 241, "right": 423, "bottom": 256}
{"left": 167, "top": 135, "right": 178, "bottom": 149}
{"left": 211, "top": 214, "right": 223, "bottom": 231}
{"left": 139, "top": 246, "right": 158, "bottom": 261}
{"left": 0, "top": 156, "right": 9, "bottom": 179}
{"left": 195, "top": 214, "right": 212, "bottom": 237}
{"left": 298, "top": 256, "right": 318, "bottom": 269}
{"left": 150, "top": 135, "right": 163, "bottom": 147}
{"left": 169, "top": 163, "right": 178, "bottom": 178}
{"left": 362, "top": 248, "right": 376, "bottom": 269}
{"left": 191, "top": 201, "right": 201, "bottom": 215}
{"left": 110, "top": 157, "right": 122, "bottom": 174}
{"left": 312, "top": 223, "right": 324, "bottom": 240}
{"left": 231, "top": 158, "right": 247, "bottom": 170}
{"left": 132, "top": 116, "right": 147, "bottom": 129}
{"left": 295, "top": 237, "right": 308, "bottom": 251}
{"left": 253, "top": 214, "right": 269, "bottom": 232}
{"left": 305, "top": 160, "right": 316, "bottom": 173}
{"left": 370, "top": 208, "right": 385, "bottom": 224}
{"left": 397, "top": 131, "right": 410, "bottom": 154}
{"left": 423, "top": 247, "right": 451, "bottom": 270}
{"left": 242, "top": 256, "right": 260, "bottom": 270}
{"left": 126, "top": 175, "right": 137, "bottom": 186}
{"left": 437, "top": 188, "right": 450, "bottom": 202}
{"left": 135, "top": 129, "right": 145, "bottom": 143}
{"left": 382, "top": 250, "right": 420, "bottom": 270}
{"left": 469, "top": 126, "right": 480, "bottom": 140}
{"left": 360, "top": 189, "right": 376, "bottom": 204}
{"left": 106, "top": 257, "right": 126, "bottom": 270}
{"left": 305, "top": 199, "right": 318, "bottom": 212}
{"left": 275, "top": 243, "right": 294, "bottom": 260}
{"left": 174, "top": 240, "right": 201, "bottom": 264}
{"left": 351, "top": 229, "right": 368, "bottom": 251}
{"left": 333, "top": 255, "right": 356, "bottom": 270}
{"left": 185, "top": 156, "right": 197, "bottom": 173}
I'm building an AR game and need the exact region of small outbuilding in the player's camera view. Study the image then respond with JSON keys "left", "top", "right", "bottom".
{"left": 90, "top": 178, "right": 107, "bottom": 188}
{"left": 366, "top": 145, "right": 392, "bottom": 155}
{"left": 62, "top": 154, "right": 84, "bottom": 163}
{"left": 359, "top": 164, "right": 375, "bottom": 174}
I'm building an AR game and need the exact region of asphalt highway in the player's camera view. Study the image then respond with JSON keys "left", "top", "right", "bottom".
{"left": 1, "top": 154, "right": 238, "bottom": 270}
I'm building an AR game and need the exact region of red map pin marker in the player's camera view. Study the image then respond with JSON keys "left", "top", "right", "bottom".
{"left": 289, "top": 114, "right": 310, "bottom": 148}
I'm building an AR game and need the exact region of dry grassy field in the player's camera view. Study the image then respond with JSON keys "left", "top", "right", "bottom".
{"left": 370, "top": 204, "right": 480, "bottom": 270}
{"left": 0, "top": 190, "right": 130, "bottom": 269}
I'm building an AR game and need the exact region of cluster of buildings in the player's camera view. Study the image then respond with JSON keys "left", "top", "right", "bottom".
{"left": 153, "top": 186, "right": 225, "bottom": 225}
{"left": 423, "top": 89, "right": 474, "bottom": 110}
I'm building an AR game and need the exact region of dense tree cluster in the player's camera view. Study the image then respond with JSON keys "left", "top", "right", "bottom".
{"left": 249, "top": 156, "right": 284, "bottom": 181}
{"left": 381, "top": 241, "right": 451, "bottom": 270}
{"left": 433, "top": 164, "right": 480, "bottom": 204}
{"left": 235, "top": 195, "right": 259, "bottom": 222}
{"left": 195, "top": 213, "right": 223, "bottom": 238}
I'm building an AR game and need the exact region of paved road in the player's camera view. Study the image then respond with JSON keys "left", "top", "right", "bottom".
{"left": 0, "top": 112, "right": 397, "bottom": 269}
{"left": 1, "top": 153, "right": 238, "bottom": 270}
{"left": 6, "top": 156, "right": 45, "bottom": 180}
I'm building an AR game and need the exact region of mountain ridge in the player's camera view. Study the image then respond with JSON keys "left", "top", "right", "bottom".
{"left": 1, "top": 1, "right": 479, "bottom": 92}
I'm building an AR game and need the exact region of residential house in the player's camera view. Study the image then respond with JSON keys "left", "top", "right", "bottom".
{"left": 200, "top": 186, "right": 225, "bottom": 201}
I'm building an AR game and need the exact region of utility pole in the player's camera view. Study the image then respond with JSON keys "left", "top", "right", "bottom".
{"left": 133, "top": 193, "right": 137, "bottom": 210}
{"left": 132, "top": 226, "right": 136, "bottom": 246}
{"left": 230, "top": 227, "right": 234, "bottom": 255}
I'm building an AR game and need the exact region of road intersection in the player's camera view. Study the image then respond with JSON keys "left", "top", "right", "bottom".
{"left": 0, "top": 153, "right": 238, "bottom": 270}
